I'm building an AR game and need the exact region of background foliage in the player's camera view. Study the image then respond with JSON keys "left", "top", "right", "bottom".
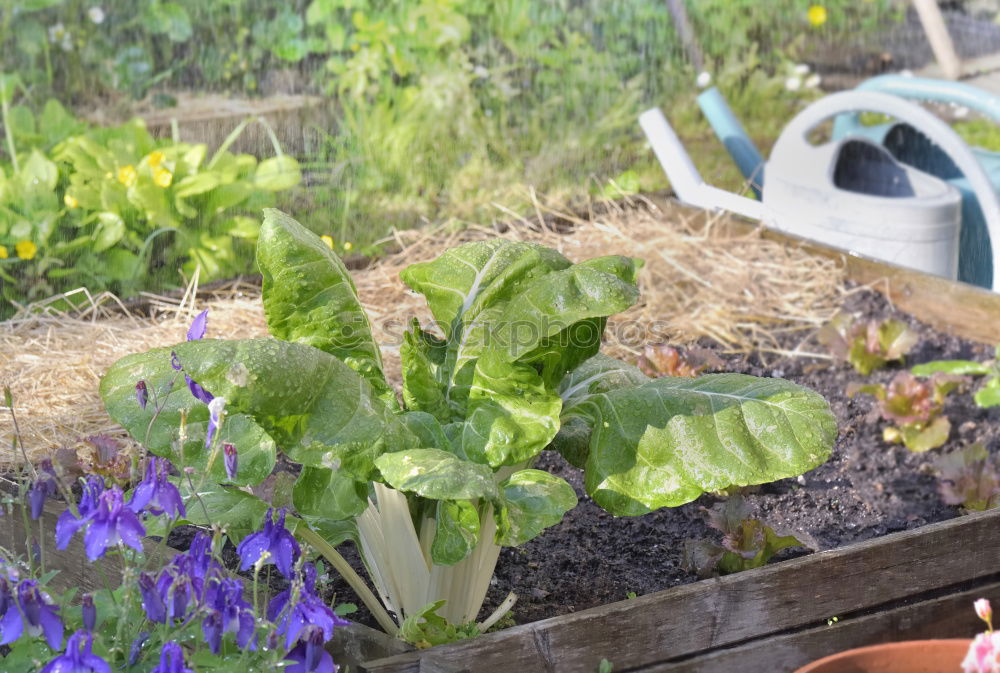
{"left": 0, "top": 0, "right": 900, "bottom": 317}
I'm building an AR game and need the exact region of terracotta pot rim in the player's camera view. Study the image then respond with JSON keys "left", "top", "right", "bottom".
{"left": 795, "top": 638, "right": 973, "bottom": 673}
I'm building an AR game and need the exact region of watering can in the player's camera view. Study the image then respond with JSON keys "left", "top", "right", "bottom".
{"left": 830, "top": 74, "right": 1000, "bottom": 289}
{"left": 670, "top": 79, "right": 1000, "bottom": 291}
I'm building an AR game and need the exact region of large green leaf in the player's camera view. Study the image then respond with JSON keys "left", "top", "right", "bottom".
{"left": 255, "top": 156, "right": 301, "bottom": 191}
{"left": 374, "top": 449, "right": 498, "bottom": 500}
{"left": 293, "top": 465, "right": 369, "bottom": 521}
{"left": 178, "top": 481, "right": 271, "bottom": 541}
{"left": 453, "top": 261, "right": 638, "bottom": 467}
{"left": 400, "top": 240, "right": 570, "bottom": 415}
{"left": 400, "top": 322, "right": 449, "bottom": 421}
{"left": 257, "top": 209, "right": 392, "bottom": 405}
{"left": 559, "top": 353, "right": 649, "bottom": 413}
{"left": 460, "top": 353, "right": 562, "bottom": 467}
{"left": 399, "top": 411, "right": 452, "bottom": 452}
{"left": 486, "top": 259, "right": 639, "bottom": 385}
{"left": 577, "top": 374, "right": 836, "bottom": 515}
{"left": 431, "top": 500, "right": 480, "bottom": 566}
{"left": 494, "top": 470, "right": 577, "bottom": 546}
{"left": 552, "top": 354, "right": 649, "bottom": 467}
{"left": 171, "top": 338, "right": 417, "bottom": 480}
{"left": 99, "top": 347, "right": 276, "bottom": 486}
{"left": 400, "top": 239, "right": 570, "bottom": 338}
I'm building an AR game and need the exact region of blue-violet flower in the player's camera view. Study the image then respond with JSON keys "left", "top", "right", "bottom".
{"left": 236, "top": 508, "right": 300, "bottom": 579}
{"left": 128, "top": 457, "right": 185, "bottom": 519}
{"left": 16, "top": 579, "right": 63, "bottom": 650}
{"left": 40, "top": 630, "right": 109, "bottom": 673}
{"left": 150, "top": 642, "right": 195, "bottom": 673}
{"left": 201, "top": 578, "right": 255, "bottom": 654}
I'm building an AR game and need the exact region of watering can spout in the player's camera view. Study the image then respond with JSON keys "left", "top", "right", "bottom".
{"left": 696, "top": 87, "right": 765, "bottom": 198}
{"left": 639, "top": 107, "right": 765, "bottom": 221}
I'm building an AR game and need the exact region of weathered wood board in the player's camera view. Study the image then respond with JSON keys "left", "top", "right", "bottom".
{"left": 359, "top": 508, "right": 1000, "bottom": 672}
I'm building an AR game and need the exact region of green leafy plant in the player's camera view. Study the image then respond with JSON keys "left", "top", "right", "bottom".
{"left": 847, "top": 372, "right": 964, "bottom": 452}
{"left": 682, "top": 495, "right": 816, "bottom": 577}
{"left": 817, "top": 313, "right": 918, "bottom": 375}
{"left": 936, "top": 443, "right": 1000, "bottom": 512}
{"left": 636, "top": 343, "right": 724, "bottom": 378}
{"left": 0, "top": 106, "right": 300, "bottom": 315}
{"left": 912, "top": 344, "right": 1000, "bottom": 408}
{"left": 100, "top": 209, "right": 836, "bottom": 640}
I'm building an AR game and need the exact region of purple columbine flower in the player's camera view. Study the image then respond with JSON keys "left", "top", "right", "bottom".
{"left": 270, "top": 562, "right": 348, "bottom": 653}
{"left": 201, "top": 578, "right": 255, "bottom": 654}
{"left": 150, "top": 533, "right": 221, "bottom": 623}
{"left": 138, "top": 572, "right": 166, "bottom": 623}
{"left": 136, "top": 380, "right": 148, "bottom": 410}
{"left": 183, "top": 531, "right": 215, "bottom": 581}
{"left": 150, "top": 642, "right": 195, "bottom": 673}
{"left": 275, "top": 592, "right": 348, "bottom": 653}
{"left": 127, "top": 631, "right": 150, "bottom": 667}
{"left": 236, "top": 508, "right": 300, "bottom": 579}
{"left": 81, "top": 594, "right": 95, "bottom": 632}
{"left": 80, "top": 488, "right": 146, "bottom": 560}
{"left": 55, "top": 476, "right": 105, "bottom": 550}
{"left": 267, "top": 562, "right": 317, "bottom": 622}
{"left": 127, "top": 457, "right": 185, "bottom": 519}
{"left": 205, "top": 397, "right": 226, "bottom": 450}
{"left": 28, "top": 461, "right": 58, "bottom": 520}
{"left": 16, "top": 580, "right": 63, "bottom": 650}
{"left": 0, "top": 576, "right": 20, "bottom": 646}
{"left": 223, "top": 443, "right": 238, "bottom": 481}
{"left": 187, "top": 309, "right": 208, "bottom": 341}
{"left": 171, "top": 309, "right": 214, "bottom": 406}
{"left": 284, "top": 627, "right": 336, "bottom": 673}
{"left": 40, "top": 630, "right": 110, "bottom": 673}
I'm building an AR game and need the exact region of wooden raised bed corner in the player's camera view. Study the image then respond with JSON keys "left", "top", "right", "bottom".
{"left": 354, "top": 214, "right": 1000, "bottom": 672}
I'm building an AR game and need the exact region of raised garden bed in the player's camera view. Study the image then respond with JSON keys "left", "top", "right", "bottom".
{"left": 340, "top": 213, "right": 1000, "bottom": 671}
{"left": 5, "top": 201, "right": 998, "bottom": 672}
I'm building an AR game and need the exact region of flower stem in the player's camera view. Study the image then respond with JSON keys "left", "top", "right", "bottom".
{"left": 294, "top": 524, "right": 398, "bottom": 636}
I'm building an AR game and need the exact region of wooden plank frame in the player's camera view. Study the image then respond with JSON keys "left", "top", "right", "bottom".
{"left": 357, "top": 214, "right": 1000, "bottom": 672}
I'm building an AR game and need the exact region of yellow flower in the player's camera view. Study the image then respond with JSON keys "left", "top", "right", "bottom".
{"left": 807, "top": 5, "right": 827, "bottom": 27}
{"left": 117, "top": 165, "right": 137, "bottom": 187}
{"left": 343, "top": 241, "right": 353, "bottom": 252}
{"left": 153, "top": 167, "right": 173, "bottom": 188}
{"left": 64, "top": 193, "right": 79, "bottom": 209}
{"left": 0, "top": 245, "right": 7, "bottom": 259}
{"left": 320, "top": 235, "right": 334, "bottom": 249}
{"left": 15, "top": 240, "right": 37, "bottom": 260}
{"left": 147, "top": 150, "right": 165, "bottom": 167}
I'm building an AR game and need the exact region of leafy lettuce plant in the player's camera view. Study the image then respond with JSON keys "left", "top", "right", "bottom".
{"left": 682, "top": 495, "right": 816, "bottom": 578}
{"left": 936, "top": 443, "right": 1000, "bottom": 512}
{"left": 100, "top": 209, "right": 837, "bottom": 637}
{"left": 817, "top": 313, "right": 918, "bottom": 375}
{"left": 848, "top": 372, "right": 964, "bottom": 452}
{"left": 912, "top": 344, "right": 1000, "bottom": 409}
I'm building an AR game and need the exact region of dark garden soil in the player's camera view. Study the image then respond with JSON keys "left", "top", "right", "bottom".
{"left": 167, "top": 284, "right": 1000, "bottom": 634}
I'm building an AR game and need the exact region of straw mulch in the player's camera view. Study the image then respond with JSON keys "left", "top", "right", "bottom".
{"left": 1, "top": 197, "right": 847, "bottom": 464}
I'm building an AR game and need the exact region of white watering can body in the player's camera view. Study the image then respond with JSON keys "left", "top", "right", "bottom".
{"left": 763, "top": 134, "right": 962, "bottom": 277}
{"left": 640, "top": 90, "right": 1000, "bottom": 290}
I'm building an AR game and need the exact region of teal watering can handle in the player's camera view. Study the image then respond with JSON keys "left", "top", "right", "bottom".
{"left": 775, "top": 90, "right": 1000, "bottom": 292}
{"left": 832, "top": 74, "right": 1000, "bottom": 138}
